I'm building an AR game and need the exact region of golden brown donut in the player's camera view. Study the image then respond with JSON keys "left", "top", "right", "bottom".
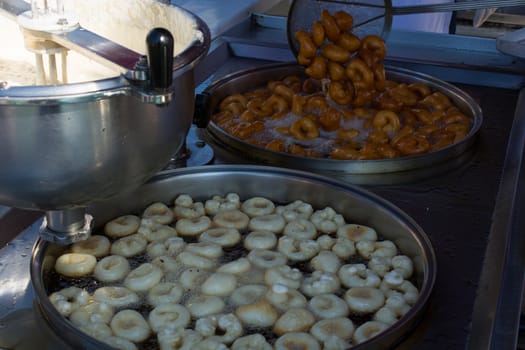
{"left": 330, "top": 142, "right": 360, "bottom": 160}
{"left": 283, "top": 75, "right": 302, "bottom": 86}
{"left": 353, "top": 89, "right": 375, "bottom": 107}
{"left": 358, "top": 142, "right": 382, "bottom": 160}
{"left": 390, "top": 125, "right": 415, "bottom": 145}
{"left": 295, "top": 30, "right": 317, "bottom": 58}
{"left": 230, "top": 120, "right": 264, "bottom": 140}
{"left": 372, "top": 110, "right": 401, "bottom": 133}
{"left": 212, "top": 111, "right": 233, "bottom": 130}
{"left": 302, "top": 78, "right": 322, "bottom": 94}
{"left": 239, "top": 110, "right": 257, "bottom": 122}
{"left": 305, "top": 56, "right": 328, "bottom": 80}
{"left": 264, "top": 94, "right": 290, "bottom": 113}
{"left": 394, "top": 135, "right": 430, "bottom": 155}
{"left": 319, "top": 108, "right": 343, "bottom": 132}
{"left": 328, "top": 80, "right": 354, "bottom": 106}
{"left": 360, "top": 35, "right": 387, "bottom": 62}
{"left": 275, "top": 125, "right": 291, "bottom": 135}
{"left": 221, "top": 101, "right": 245, "bottom": 116}
{"left": 336, "top": 32, "right": 361, "bottom": 53}
{"left": 330, "top": 143, "right": 367, "bottom": 161}
{"left": 247, "top": 98, "right": 272, "bottom": 117}
{"left": 334, "top": 10, "right": 354, "bottom": 32}
{"left": 327, "top": 61, "right": 346, "bottom": 81}
{"left": 273, "top": 83, "right": 295, "bottom": 103}
{"left": 290, "top": 117, "right": 320, "bottom": 140}
{"left": 445, "top": 123, "right": 470, "bottom": 142}
{"left": 411, "top": 108, "right": 436, "bottom": 125}
{"left": 244, "top": 88, "right": 271, "bottom": 100}
{"left": 357, "top": 48, "right": 378, "bottom": 68}
{"left": 311, "top": 21, "right": 325, "bottom": 46}
{"left": 346, "top": 58, "right": 374, "bottom": 91}
{"left": 297, "top": 54, "right": 313, "bottom": 66}
{"left": 219, "top": 94, "right": 248, "bottom": 110}
{"left": 283, "top": 75, "right": 303, "bottom": 93}
{"left": 374, "top": 92, "right": 403, "bottom": 113}
{"left": 429, "top": 129, "right": 455, "bottom": 150}
{"left": 305, "top": 94, "right": 329, "bottom": 114}
{"left": 420, "top": 91, "right": 452, "bottom": 111}
{"left": 289, "top": 144, "right": 318, "bottom": 157}
{"left": 408, "top": 82, "right": 432, "bottom": 98}
{"left": 321, "top": 9, "right": 341, "bottom": 42}
{"left": 376, "top": 143, "right": 401, "bottom": 158}
{"left": 367, "top": 130, "right": 390, "bottom": 144}
{"left": 388, "top": 83, "right": 418, "bottom": 106}
{"left": 443, "top": 109, "right": 470, "bottom": 125}
{"left": 322, "top": 44, "right": 351, "bottom": 63}
{"left": 212, "top": 110, "right": 233, "bottom": 127}
{"left": 291, "top": 94, "right": 307, "bottom": 116}
{"left": 267, "top": 80, "right": 279, "bottom": 91}
{"left": 265, "top": 139, "right": 287, "bottom": 152}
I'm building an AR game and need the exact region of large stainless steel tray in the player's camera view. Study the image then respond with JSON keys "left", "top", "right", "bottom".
{"left": 30, "top": 165, "right": 436, "bottom": 349}
{"left": 198, "top": 63, "right": 483, "bottom": 184}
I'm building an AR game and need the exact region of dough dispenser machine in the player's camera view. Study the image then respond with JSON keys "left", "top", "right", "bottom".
{"left": 0, "top": 0, "right": 210, "bottom": 244}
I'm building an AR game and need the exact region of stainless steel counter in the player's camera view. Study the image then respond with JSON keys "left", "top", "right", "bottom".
{"left": 194, "top": 18, "right": 525, "bottom": 350}
{"left": 1, "top": 14, "right": 525, "bottom": 350}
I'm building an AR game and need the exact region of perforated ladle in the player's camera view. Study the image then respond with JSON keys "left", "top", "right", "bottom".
{"left": 288, "top": 0, "right": 525, "bottom": 53}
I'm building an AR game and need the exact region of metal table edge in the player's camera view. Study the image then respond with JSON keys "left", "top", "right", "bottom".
{"left": 467, "top": 88, "right": 525, "bottom": 350}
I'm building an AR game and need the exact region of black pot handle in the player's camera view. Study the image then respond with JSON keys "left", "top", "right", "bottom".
{"left": 146, "top": 28, "right": 174, "bottom": 90}
{"left": 193, "top": 92, "right": 211, "bottom": 128}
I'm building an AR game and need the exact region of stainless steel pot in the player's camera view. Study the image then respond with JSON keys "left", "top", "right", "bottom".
{"left": 0, "top": 74, "right": 195, "bottom": 209}
{"left": 0, "top": 1, "right": 210, "bottom": 242}
{"left": 198, "top": 63, "right": 483, "bottom": 184}
{"left": 31, "top": 165, "right": 437, "bottom": 349}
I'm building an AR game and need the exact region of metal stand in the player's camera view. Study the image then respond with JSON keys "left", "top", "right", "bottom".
{"left": 164, "top": 126, "right": 214, "bottom": 169}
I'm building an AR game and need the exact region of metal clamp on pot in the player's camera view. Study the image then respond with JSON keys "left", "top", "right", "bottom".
{"left": 125, "top": 28, "right": 175, "bottom": 105}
